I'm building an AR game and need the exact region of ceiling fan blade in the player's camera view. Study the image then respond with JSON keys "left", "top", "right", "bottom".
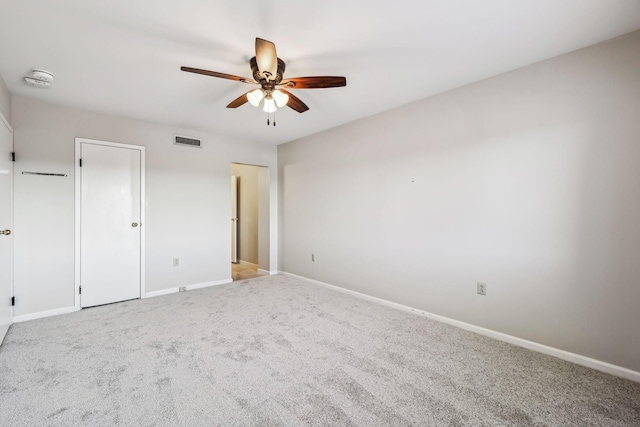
{"left": 181, "top": 66, "right": 256, "bottom": 84}
{"left": 226, "top": 91, "right": 251, "bottom": 108}
{"left": 255, "top": 38, "right": 278, "bottom": 80}
{"left": 280, "top": 76, "right": 346, "bottom": 89}
{"left": 280, "top": 89, "right": 309, "bottom": 113}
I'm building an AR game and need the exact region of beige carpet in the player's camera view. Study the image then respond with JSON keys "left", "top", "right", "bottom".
{"left": 1, "top": 274, "right": 639, "bottom": 426}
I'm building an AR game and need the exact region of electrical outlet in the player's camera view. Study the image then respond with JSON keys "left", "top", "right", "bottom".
{"left": 173, "top": 257, "right": 180, "bottom": 267}
{"left": 179, "top": 286, "right": 186, "bottom": 292}
{"left": 311, "top": 254, "right": 315, "bottom": 262}
{"left": 477, "top": 282, "right": 487, "bottom": 295}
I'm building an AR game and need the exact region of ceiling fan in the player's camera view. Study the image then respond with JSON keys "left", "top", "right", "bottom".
{"left": 181, "top": 38, "right": 346, "bottom": 125}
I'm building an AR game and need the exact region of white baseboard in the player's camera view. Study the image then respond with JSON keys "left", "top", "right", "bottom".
{"left": 257, "top": 269, "right": 277, "bottom": 276}
{"left": 186, "top": 278, "right": 232, "bottom": 290}
{"left": 144, "top": 288, "right": 179, "bottom": 298}
{"left": 238, "top": 260, "right": 258, "bottom": 268}
{"left": 145, "top": 278, "right": 233, "bottom": 298}
{"left": 13, "top": 306, "right": 79, "bottom": 323}
{"left": 13, "top": 278, "right": 233, "bottom": 322}
{"left": 279, "top": 271, "right": 640, "bottom": 383}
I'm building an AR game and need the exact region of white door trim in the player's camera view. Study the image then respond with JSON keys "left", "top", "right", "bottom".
{"left": 74, "top": 137, "right": 146, "bottom": 309}
{"left": 0, "top": 111, "right": 13, "bottom": 134}
{"left": 231, "top": 175, "right": 238, "bottom": 263}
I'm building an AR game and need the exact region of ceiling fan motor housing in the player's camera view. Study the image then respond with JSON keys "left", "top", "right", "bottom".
{"left": 251, "top": 57, "right": 286, "bottom": 86}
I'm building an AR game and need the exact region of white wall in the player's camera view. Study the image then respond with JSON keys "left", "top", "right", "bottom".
{"left": 12, "top": 96, "right": 277, "bottom": 317}
{"left": 278, "top": 32, "right": 640, "bottom": 373}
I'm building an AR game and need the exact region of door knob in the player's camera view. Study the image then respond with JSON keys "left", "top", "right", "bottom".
{"left": 0, "top": 229, "right": 10, "bottom": 235}
{"left": 132, "top": 222, "right": 138, "bottom": 227}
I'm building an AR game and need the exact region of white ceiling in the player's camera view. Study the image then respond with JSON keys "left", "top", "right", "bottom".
{"left": 1, "top": 1, "right": 639, "bottom": 145}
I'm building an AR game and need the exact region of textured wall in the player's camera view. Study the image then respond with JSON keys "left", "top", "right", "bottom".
{"left": 278, "top": 32, "right": 640, "bottom": 372}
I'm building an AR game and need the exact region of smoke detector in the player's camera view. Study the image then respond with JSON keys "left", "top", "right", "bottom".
{"left": 25, "top": 69, "right": 54, "bottom": 89}
{"left": 32, "top": 69, "right": 54, "bottom": 82}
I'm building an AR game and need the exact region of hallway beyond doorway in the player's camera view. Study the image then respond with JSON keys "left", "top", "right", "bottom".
{"left": 232, "top": 262, "right": 264, "bottom": 281}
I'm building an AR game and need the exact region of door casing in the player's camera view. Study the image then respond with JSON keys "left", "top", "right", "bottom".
{"left": 231, "top": 175, "right": 238, "bottom": 263}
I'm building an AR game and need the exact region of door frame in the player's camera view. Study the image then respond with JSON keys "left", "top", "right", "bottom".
{"left": 230, "top": 162, "right": 270, "bottom": 273}
{"left": 231, "top": 175, "right": 238, "bottom": 263}
{"left": 74, "top": 137, "right": 146, "bottom": 309}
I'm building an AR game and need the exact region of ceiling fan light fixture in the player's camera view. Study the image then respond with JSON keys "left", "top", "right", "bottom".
{"left": 247, "top": 89, "right": 264, "bottom": 107}
{"left": 263, "top": 97, "right": 277, "bottom": 113}
{"left": 272, "top": 90, "right": 289, "bottom": 108}
{"left": 181, "top": 37, "right": 346, "bottom": 120}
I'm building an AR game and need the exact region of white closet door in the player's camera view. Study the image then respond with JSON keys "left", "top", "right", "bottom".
{"left": 80, "top": 142, "right": 141, "bottom": 307}
{"left": 0, "top": 117, "right": 12, "bottom": 342}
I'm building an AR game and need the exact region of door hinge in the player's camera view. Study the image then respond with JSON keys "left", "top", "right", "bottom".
{"left": 11, "top": 296, "right": 15, "bottom": 306}
{"left": 79, "top": 158, "right": 82, "bottom": 167}
{"left": 79, "top": 286, "right": 82, "bottom": 295}
{"left": 11, "top": 152, "right": 15, "bottom": 162}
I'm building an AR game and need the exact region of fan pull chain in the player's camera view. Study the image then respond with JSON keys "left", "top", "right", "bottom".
{"left": 266, "top": 111, "right": 277, "bottom": 126}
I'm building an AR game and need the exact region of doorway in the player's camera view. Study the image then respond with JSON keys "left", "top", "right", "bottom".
{"left": 231, "top": 175, "right": 238, "bottom": 263}
{"left": 230, "top": 163, "right": 269, "bottom": 281}
{"left": 75, "top": 138, "right": 145, "bottom": 308}
{"left": 0, "top": 114, "right": 13, "bottom": 343}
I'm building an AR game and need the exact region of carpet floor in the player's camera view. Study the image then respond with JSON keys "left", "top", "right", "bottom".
{"left": 0, "top": 275, "right": 639, "bottom": 426}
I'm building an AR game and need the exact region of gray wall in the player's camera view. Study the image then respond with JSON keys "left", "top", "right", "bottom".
{"left": 0, "top": 74, "right": 10, "bottom": 124}
{"left": 278, "top": 32, "right": 640, "bottom": 372}
{"left": 12, "top": 96, "right": 277, "bottom": 317}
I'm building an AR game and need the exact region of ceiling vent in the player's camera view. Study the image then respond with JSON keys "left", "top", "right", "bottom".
{"left": 174, "top": 135, "right": 202, "bottom": 148}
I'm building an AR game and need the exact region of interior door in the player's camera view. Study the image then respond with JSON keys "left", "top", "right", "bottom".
{"left": 231, "top": 175, "right": 238, "bottom": 263}
{"left": 0, "top": 118, "right": 13, "bottom": 343}
{"left": 80, "top": 142, "right": 141, "bottom": 307}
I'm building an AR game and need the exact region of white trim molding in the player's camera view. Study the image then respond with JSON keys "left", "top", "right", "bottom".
{"left": 279, "top": 271, "right": 640, "bottom": 384}
{"left": 143, "top": 288, "right": 179, "bottom": 298}
{"left": 13, "top": 306, "right": 79, "bottom": 323}
{"left": 257, "top": 269, "right": 277, "bottom": 276}
{"left": 186, "top": 279, "right": 232, "bottom": 290}
{"left": 144, "top": 278, "right": 233, "bottom": 298}
{"left": 0, "top": 110, "right": 12, "bottom": 134}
